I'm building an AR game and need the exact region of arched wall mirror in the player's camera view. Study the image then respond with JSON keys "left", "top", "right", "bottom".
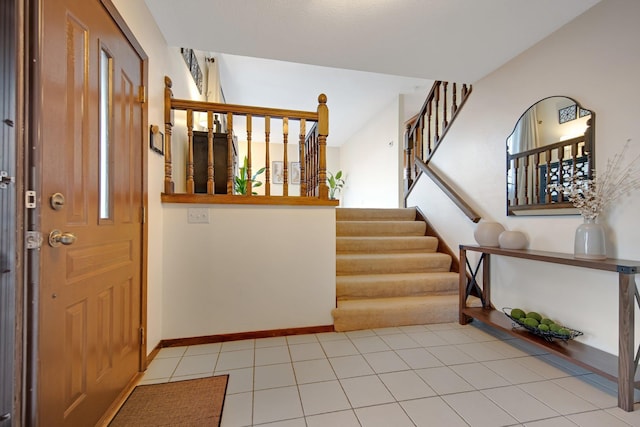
{"left": 506, "top": 96, "right": 595, "bottom": 216}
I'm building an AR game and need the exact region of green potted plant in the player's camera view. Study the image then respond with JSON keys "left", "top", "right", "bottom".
{"left": 327, "top": 170, "right": 345, "bottom": 200}
{"left": 234, "top": 156, "right": 266, "bottom": 195}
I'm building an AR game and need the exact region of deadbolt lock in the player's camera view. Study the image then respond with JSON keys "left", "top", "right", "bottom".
{"left": 50, "top": 193, "right": 65, "bottom": 210}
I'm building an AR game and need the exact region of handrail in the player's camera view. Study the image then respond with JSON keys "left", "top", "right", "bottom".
{"left": 415, "top": 158, "right": 481, "bottom": 223}
{"left": 163, "top": 76, "right": 332, "bottom": 204}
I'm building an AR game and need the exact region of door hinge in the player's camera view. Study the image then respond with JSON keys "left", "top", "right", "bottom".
{"left": 139, "top": 327, "right": 145, "bottom": 344}
{"left": 26, "top": 231, "right": 42, "bottom": 249}
{"left": 0, "top": 171, "right": 13, "bottom": 189}
{"left": 141, "top": 206, "right": 146, "bottom": 224}
{"left": 138, "top": 85, "right": 146, "bottom": 104}
{"left": 25, "top": 190, "right": 36, "bottom": 208}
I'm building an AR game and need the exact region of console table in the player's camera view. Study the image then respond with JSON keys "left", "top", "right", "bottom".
{"left": 459, "top": 244, "right": 640, "bottom": 411}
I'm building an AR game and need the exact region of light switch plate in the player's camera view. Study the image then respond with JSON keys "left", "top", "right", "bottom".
{"left": 187, "top": 208, "right": 209, "bottom": 224}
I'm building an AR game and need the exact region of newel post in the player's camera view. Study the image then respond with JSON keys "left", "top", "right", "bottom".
{"left": 317, "top": 94, "right": 329, "bottom": 199}
{"left": 163, "top": 76, "right": 174, "bottom": 194}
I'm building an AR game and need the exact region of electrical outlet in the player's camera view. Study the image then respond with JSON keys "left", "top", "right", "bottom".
{"left": 187, "top": 208, "right": 209, "bottom": 224}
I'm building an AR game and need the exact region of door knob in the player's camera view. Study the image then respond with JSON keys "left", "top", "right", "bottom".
{"left": 48, "top": 229, "right": 77, "bottom": 247}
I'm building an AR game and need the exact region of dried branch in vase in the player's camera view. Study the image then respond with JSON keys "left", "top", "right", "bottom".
{"left": 549, "top": 140, "right": 640, "bottom": 220}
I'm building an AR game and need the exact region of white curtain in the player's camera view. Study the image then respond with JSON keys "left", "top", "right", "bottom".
{"left": 509, "top": 108, "right": 539, "bottom": 204}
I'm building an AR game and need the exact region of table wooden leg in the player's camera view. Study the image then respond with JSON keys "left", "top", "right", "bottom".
{"left": 459, "top": 248, "right": 470, "bottom": 324}
{"left": 618, "top": 271, "right": 636, "bottom": 411}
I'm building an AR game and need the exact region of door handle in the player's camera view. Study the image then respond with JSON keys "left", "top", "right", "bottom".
{"left": 48, "top": 229, "right": 77, "bottom": 247}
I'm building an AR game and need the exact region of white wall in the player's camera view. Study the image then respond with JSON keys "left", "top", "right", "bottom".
{"left": 408, "top": 0, "right": 640, "bottom": 355}
{"left": 162, "top": 205, "right": 336, "bottom": 338}
{"left": 339, "top": 97, "right": 404, "bottom": 208}
{"left": 112, "top": 1, "right": 338, "bottom": 351}
{"left": 112, "top": 0, "right": 206, "bottom": 354}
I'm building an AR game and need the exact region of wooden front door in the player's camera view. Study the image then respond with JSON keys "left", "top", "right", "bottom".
{"left": 37, "top": 0, "right": 144, "bottom": 425}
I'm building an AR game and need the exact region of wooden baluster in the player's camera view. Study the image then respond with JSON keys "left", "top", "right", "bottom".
{"left": 283, "top": 117, "right": 289, "bottom": 196}
{"left": 452, "top": 83, "right": 458, "bottom": 115}
{"left": 534, "top": 152, "right": 540, "bottom": 204}
{"left": 544, "top": 148, "right": 552, "bottom": 203}
{"left": 514, "top": 158, "right": 520, "bottom": 206}
{"left": 434, "top": 82, "right": 440, "bottom": 146}
{"left": 265, "top": 116, "right": 271, "bottom": 196}
{"left": 524, "top": 155, "right": 530, "bottom": 205}
{"left": 426, "top": 104, "right": 432, "bottom": 157}
{"left": 163, "top": 76, "right": 174, "bottom": 194}
{"left": 557, "top": 146, "right": 564, "bottom": 202}
{"left": 417, "top": 116, "right": 424, "bottom": 160}
{"left": 571, "top": 141, "right": 578, "bottom": 181}
{"left": 312, "top": 131, "right": 318, "bottom": 196}
{"left": 186, "top": 109, "right": 195, "bottom": 193}
{"left": 226, "top": 112, "right": 234, "bottom": 194}
{"left": 246, "top": 114, "right": 253, "bottom": 196}
{"left": 299, "top": 119, "right": 307, "bottom": 196}
{"left": 442, "top": 81, "right": 449, "bottom": 129}
{"left": 207, "top": 111, "right": 214, "bottom": 194}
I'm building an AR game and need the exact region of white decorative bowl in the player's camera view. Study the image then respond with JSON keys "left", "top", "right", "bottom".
{"left": 498, "top": 230, "right": 528, "bottom": 250}
{"left": 473, "top": 221, "right": 505, "bottom": 247}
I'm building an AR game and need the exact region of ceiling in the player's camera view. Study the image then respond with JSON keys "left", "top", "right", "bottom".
{"left": 145, "top": 0, "right": 599, "bottom": 145}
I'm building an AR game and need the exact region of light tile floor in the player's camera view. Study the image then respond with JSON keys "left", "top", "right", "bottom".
{"left": 141, "top": 322, "right": 640, "bottom": 426}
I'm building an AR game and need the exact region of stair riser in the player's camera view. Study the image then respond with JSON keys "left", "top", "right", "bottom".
{"left": 337, "top": 278, "right": 458, "bottom": 299}
{"left": 337, "top": 221, "right": 426, "bottom": 237}
{"left": 337, "top": 257, "right": 451, "bottom": 275}
{"left": 337, "top": 237, "right": 438, "bottom": 254}
{"left": 332, "top": 303, "right": 459, "bottom": 332}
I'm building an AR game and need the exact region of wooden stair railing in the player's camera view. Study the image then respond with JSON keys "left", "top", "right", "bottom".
{"left": 404, "top": 81, "right": 480, "bottom": 222}
{"left": 162, "top": 76, "right": 333, "bottom": 205}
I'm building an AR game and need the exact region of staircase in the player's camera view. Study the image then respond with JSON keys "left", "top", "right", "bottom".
{"left": 331, "top": 207, "right": 465, "bottom": 331}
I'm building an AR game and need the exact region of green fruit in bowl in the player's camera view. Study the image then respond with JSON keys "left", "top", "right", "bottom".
{"left": 523, "top": 318, "right": 539, "bottom": 328}
{"left": 526, "top": 312, "right": 542, "bottom": 322}
{"left": 538, "top": 324, "right": 550, "bottom": 332}
{"left": 510, "top": 308, "right": 526, "bottom": 319}
{"left": 540, "top": 318, "right": 555, "bottom": 326}
{"left": 549, "top": 324, "right": 562, "bottom": 333}
{"left": 558, "top": 328, "right": 571, "bottom": 336}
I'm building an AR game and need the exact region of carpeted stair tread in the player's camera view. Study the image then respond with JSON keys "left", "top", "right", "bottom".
{"left": 337, "top": 272, "right": 458, "bottom": 299}
{"left": 332, "top": 207, "right": 461, "bottom": 331}
{"left": 336, "top": 207, "right": 416, "bottom": 222}
{"left": 337, "top": 253, "right": 452, "bottom": 275}
{"left": 337, "top": 236, "right": 439, "bottom": 254}
{"left": 332, "top": 295, "right": 482, "bottom": 331}
{"left": 336, "top": 220, "right": 426, "bottom": 237}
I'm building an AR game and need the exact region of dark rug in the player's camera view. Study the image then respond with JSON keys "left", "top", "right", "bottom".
{"left": 109, "top": 375, "right": 228, "bottom": 426}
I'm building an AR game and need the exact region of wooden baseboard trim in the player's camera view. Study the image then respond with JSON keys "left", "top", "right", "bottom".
{"left": 146, "top": 342, "right": 162, "bottom": 366}
{"left": 159, "top": 325, "right": 335, "bottom": 348}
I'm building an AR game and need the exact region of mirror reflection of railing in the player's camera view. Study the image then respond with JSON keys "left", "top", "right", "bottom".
{"left": 162, "top": 76, "right": 334, "bottom": 205}
{"left": 506, "top": 96, "right": 594, "bottom": 216}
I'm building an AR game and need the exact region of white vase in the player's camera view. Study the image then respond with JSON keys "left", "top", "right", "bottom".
{"left": 474, "top": 221, "right": 505, "bottom": 247}
{"left": 574, "top": 218, "right": 607, "bottom": 260}
{"left": 498, "top": 230, "right": 528, "bottom": 250}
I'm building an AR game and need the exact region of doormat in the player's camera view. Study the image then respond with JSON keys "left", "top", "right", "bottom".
{"left": 109, "top": 375, "right": 228, "bottom": 426}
